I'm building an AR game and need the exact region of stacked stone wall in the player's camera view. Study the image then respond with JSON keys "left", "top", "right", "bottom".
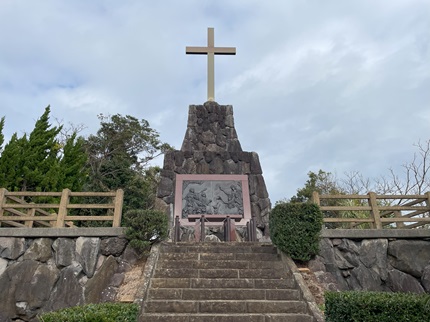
{"left": 310, "top": 238, "right": 430, "bottom": 294}
{"left": 0, "top": 236, "right": 138, "bottom": 322}
{"left": 156, "top": 101, "right": 271, "bottom": 232}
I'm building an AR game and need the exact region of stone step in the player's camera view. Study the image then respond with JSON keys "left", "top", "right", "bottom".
{"left": 159, "top": 252, "right": 280, "bottom": 261}
{"left": 139, "top": 313, "right": 314, "bottom": 322}
{"left": 160, "top": 243, "right": 277, "bottom": 254}
{"left": 150, "top": 278, "right": 297, "bottom": 289}
{"left": 143, "top": 300, "right": 308, "bottom": 314}
{"left": 157, "top": 259, "right": 284, "bottom": 270}
{"left": 148, "top": 288, "right": 301, "bottom": 301}
{"left": 153, "top": 268, "right": 288, "bottom": 279}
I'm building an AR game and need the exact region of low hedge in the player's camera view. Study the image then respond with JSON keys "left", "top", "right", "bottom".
{"left": 270, "top": 202, "right": 323, "bottom": 261}
{"left": 39, "top": 303, "right": 139, "bottom": 322}
{"left": 325, "top": 291, "right": 430, "bottom": 322}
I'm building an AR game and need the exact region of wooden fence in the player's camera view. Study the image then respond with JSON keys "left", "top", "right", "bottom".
{"left": 312, "top": 191, "right": 430, "bottom": 229}
{"left": 0, "top": 188, "right": 124, "bottom": 228}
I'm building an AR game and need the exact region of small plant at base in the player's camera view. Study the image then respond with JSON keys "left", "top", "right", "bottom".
{"left": 123, "top": 209, "right": 168, "bottom": 254}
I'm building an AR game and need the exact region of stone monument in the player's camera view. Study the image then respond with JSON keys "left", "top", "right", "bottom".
{"left": 156, "top": 28, "right": 271, "bottom": 241}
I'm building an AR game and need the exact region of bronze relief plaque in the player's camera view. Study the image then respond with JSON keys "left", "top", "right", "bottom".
{"left": 174, "top": 174, "right": 251, "bottom": 225}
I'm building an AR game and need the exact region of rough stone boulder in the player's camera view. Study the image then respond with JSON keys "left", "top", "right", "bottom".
{"left": 76, "top": 237, "right": 100, "bottom": 278}
{"left": 0, "top": 260, "right": 59, "bottom": 320}
{"left": 388, "top": 240, "right": 430, "bottom": 278}
{"left": 0, "top": 237, "right": 26, "bottom": 260}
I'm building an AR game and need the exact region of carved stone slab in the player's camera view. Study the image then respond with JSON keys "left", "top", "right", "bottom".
{"left": 174, "top": 174, "right": 251, "bottom": 226}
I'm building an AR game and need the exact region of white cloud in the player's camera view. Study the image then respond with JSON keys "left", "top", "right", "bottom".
{"left": 1, "top": 0, "right": 430, "bottom": 202}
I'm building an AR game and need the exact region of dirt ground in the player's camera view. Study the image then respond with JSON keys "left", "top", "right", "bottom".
{"left": 116, "top": 258, "right": 147, "bottom": 302}
{"left": 295, "top": 261, "right": 325, "bottom": 307}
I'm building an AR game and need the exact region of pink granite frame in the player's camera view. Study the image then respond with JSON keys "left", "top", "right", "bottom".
{"left": 174, "top": 174, "right": 251, "bottom": 226}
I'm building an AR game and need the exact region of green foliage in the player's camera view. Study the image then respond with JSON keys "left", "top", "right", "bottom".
{"left": 0, "top": 106, "right": 87, "bottom": 193}
{"left": 325, "top": 291, "right": 430, "bottom": 322}
{"left": 270, "top": 202, "right": 323, "bottom": 261}
{"left": 0, "top": 133, "right": 27, "bottom": 189}
{"left": 290, "top": 170, "right": 342, "bottom": 203}
{"left": 285, "top": 170, "right": 373, "bottom": 229}
{"left": 0, "top": 116, "right": 4, "bottom": 153}
{"left": 38, "top": 303, "right": 139, "bottom": 322}
{"left": 20, "top": 106, "right": 62, "bottom": 191}
{"left": 84, "top": 114, "right": 171, "bottom": 214}
{"left": 123, "top": 209, "right": 168, "bottom": 254}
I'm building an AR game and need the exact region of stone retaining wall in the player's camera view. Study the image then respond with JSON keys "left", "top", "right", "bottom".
{"left": 0, "top": 235, "right": 138, "bottom": 322}
{"left": 310, "top": 237, "right": 430, "bottom": 294}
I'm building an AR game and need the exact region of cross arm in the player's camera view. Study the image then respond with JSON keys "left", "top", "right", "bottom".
{"left": 186, "top": 46, "right": 236, "bottom": 55}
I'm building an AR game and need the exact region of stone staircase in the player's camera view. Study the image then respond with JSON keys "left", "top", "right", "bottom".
{"left": 139, "top": 242, "right": 316, "bottom": 322}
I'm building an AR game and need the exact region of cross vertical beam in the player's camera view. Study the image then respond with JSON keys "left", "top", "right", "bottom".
{"left": 186, "top": 27, "right": 236, "bottom": 101}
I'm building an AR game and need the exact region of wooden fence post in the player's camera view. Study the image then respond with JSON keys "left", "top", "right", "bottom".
{"left": 56, "top": 188, "right": 71, "bottom": 228}
{"left": 113, "top": 189, "right": 124, "bottom": 227}
{"left": 425, "top": 192, "right": 430, "bottom": 219}
{"left": 26, "top": 204, "right": 36, "bottom": 228}
{"left": 368, "top": 192, "right": 382, "bottom": 229}
{"left": 312, "top": 191, "right": 320, "bottom": 205}
{"left": 0, "top": 188, "right": 7, "bottom": 227}
{"left": 394, "top": 210, "right": 405, "bottom": 228}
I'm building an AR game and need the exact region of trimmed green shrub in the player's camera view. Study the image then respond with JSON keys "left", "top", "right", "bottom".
{"left": 123, "top": 209, "right": 168, "bottom": 254}
{"left": 270, "top": 202, "right": 323, "bottom": 261}
{"left": 325, "top": 291, "right": 430, "bottom": 322}
{"left": 39, "top": 303, "right": 139, "bottom": 322}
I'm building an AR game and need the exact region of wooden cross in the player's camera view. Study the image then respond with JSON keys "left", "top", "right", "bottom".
{"left": 186, "top": 27, "right": 236, "bottom": 101}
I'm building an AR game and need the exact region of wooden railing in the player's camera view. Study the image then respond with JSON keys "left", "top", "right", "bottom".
{"left": 312, "top": 191, "right": 430, "bottom": 229}
{"left": 0, "top": 188, "right": 124, "bottom": 228}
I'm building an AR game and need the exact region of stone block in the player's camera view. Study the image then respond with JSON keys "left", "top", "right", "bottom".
{"left": 0, "top": 237, "right": 26, "bottom": 260}
{"left": 149, "top": 288, "right": 182, "bottom": 300}
{"left": 239, "top": 268, "right": 285, "bottom": 279}
{"left": 349, "top": 264, "right": 384, "bottom": 291}
{"left": 359, "top": 239, "right": 388, "bottom": 280}
{"left": 191, "top": 278, "right": 254, "bottom": 289}
{"left": 5, "top": 260, "right": 59, "bottom": 320}
{"left": 388, "top": 240, "right": 430, "bottom": 278}
{"left": 247, "top": 301, "right": 306, "bottom": 314}
{"left": 0, "top": 257, "right": 7, "bottom": 277}
{"left": 266, "top": 289, "right": 300, "bottom": 300}
{"left": 85, "top": 255, "right": 118, "bottom": 303}
{"left": 151, "top": 278, "right": 191, "bottom": 288}
{"left": 250, "top": 152, "right": 263, "bottom": 174}
{"left": 144, "top": 300, "right": 198, "bottom": 313}
{"left": 421, "top": 264, "right": 430, "bottom": 292}
{"left": 199, "top": 269, "right": 239, "bottom": 278}
{"left": 100, "top": 237, "right": 128, "bottom": 257}
{"left": 47, "top": 265, "right": 84, "bottom": 311}
{"left": 183, "top": 289, "right": 265, "bottom": 300}
{"left": 76, "top": 237, "right": 100, "bottom": 278}
{"left": 154, "top": 268, "right": 198, "bottom": 278}
{"left": 23, "top": 238, "right": 53, "bottom": 262}
{"left": 163, "top": 152, "right": 175, "bottom": 170}
{"left": 199, "top": 301, "right": 246, "bottom": 313}
{"left": 196, "top": 160, "right": 210, "bottom": 174}
{"left": 387, "top": 268, "right": 425, "bottom": 293}
{"left": 52, "top": 238, "right": 76, "bottom": 268}
{"left": 158, "top": 176, "right": 173, "bottom": 198}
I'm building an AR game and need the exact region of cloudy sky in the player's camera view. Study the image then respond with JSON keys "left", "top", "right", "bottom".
{"left": 1, "top": 0, "right": 429, "bottom": 203}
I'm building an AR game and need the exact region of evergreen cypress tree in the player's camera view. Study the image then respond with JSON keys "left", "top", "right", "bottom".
{"left": 0, "top": 116, "right": 4, "bottom": 153}
{"left": 58, "top": 133, "right": 87, "bottom": 191}
{"left": 0, "top": 133, "right": 27, "bottom": 190}
{"left": 20, "top": 106, "right": 61, "bottom": 191}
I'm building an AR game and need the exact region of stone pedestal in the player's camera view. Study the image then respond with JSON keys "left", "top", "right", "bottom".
{"left": 156, "top": 101, "right": 271, "bottom": 236}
